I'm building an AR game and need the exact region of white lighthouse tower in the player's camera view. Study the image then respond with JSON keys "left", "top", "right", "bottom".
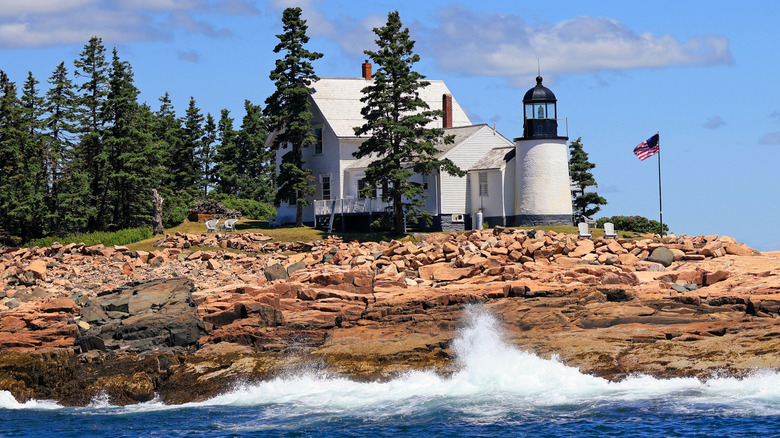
{"left": 514, "top": 76, "right": 573, "bottom": 226}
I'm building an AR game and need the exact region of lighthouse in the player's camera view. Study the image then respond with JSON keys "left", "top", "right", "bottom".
{"left": 514, "top": 76, "right": 573, "bottom": 226}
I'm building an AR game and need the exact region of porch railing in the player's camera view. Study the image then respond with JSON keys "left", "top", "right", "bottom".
{"left": 314, "top": 197, "right": 392, "bottom": 216}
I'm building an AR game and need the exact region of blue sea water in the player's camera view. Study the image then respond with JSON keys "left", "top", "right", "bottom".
{"left": 3, "top": 306, "right": 780, "bottom": 437}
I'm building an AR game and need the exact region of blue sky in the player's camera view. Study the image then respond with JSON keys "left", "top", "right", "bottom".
{"left": 3, "top": 0, "right": 780, "bottom": 250}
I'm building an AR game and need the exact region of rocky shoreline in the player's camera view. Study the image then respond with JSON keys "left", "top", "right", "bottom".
{"left": 2, "top": 228, "right": 779, "bottom": 406}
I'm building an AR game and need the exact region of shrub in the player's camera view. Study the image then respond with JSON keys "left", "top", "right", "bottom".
{"left": 27, "top": 227, "right": 153, "bottom": 248}
{"left": 205, "top": 194, "right": 276, "bottom": 220}
{"left": 163, "top": 194, "right": 191, "bottom": 228}
{"left": 596, "top": 215, "right": 669, "bottom": 234}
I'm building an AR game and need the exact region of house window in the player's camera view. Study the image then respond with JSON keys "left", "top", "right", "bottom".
{"left": 479, "top": 172, "right": 488, "bottom": 197}
{"left": 422, "top": 174, "right": 428, "bottom": 190}
{"left": 358, "top": 178, "right": 376, "bottom": 199}
{"left": 314, "top": 126, "right": 323, "bottom": 154}
{"left": 321, "top": 174, "right": 331, "bottom": 200}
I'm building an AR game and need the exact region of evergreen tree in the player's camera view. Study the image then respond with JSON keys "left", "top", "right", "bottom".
{"left": 214, "top": 108, "right": 239, "bottom": 195}
{"left": 103, "top": 48, "right": 161, "bottom": 228}
{"left": 354, "top": 11, "right": 463, "bottom": 235}
{"left": 170, "top": 97, "right": 204, "bottom": 199}
{"left": 0, "top": 72, "right": 26, "bottom": 241}
{"left": 236, "top": 100, "right": 271, "bottom": 202}
{"left": 18, "top": 72, "right": 48, "bottom": 238}
{"left": 568, "top": 137, "right": 607, "bottom": 221}
{"left": 44, "top": 62, "right": 79, "bottom": 232}
{"left": 201, "top": 113, "right": 217, "bottom": 197}
{"left": 264, "top": 6, "right": 323, "bottom": 226}
{"left": 73, "top": 36, "right": 110, "bottom": 229}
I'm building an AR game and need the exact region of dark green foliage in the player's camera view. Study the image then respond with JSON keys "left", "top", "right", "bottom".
{"left": 569, "top": 137, "right": 607, "bottom": 221}
{"left": 236, "top": 101, "right": 272, "bottom": 202}
{"left": 214, "top": 108, "right": 239, "bottom": 195}
{"left": 265, "top": 7, "right": 322, "bottom": 226}
{"left": 27, "top": 226, "right": 152, "bottom": 248}
{"left": 162, "top": 192, "right": 191, "bottom": 228}
{"left": 201, "top": 113, "right": 217, "bottom": 197}
{"left": 207, "top": 193, "right": 276, "bottom": 220}
{"left": 354, "top": 11, "right": 463, "bottom": 235}
{"left": 44, "top": 62, "right": 79, "bottom": 233}
{"left": 596, "top": 215, "right": 669, "bottom": 234}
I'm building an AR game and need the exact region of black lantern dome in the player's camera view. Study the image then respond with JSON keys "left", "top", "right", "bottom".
{"left": 522, "top": 76, "right": 567, "bottom": 140}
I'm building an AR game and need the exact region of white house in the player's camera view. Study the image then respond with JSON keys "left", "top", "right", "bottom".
{"left": 269, "top": 62, "right": 572, "bottom": 231}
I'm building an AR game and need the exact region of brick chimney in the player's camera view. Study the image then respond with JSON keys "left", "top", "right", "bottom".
{"left": 442, "top": 93, "right": 453, "bottom": 128}
{"left": 361, "top": 60, "right": 372, "bottom": 80}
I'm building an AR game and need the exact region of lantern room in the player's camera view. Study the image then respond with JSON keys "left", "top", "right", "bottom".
{"left": 522, "top": 76, "right": 567, "bottom": 140}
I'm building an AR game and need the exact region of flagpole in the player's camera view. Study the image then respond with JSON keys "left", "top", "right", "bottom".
{"left": 657, "top": 131, "right": 663, "bottom": 237}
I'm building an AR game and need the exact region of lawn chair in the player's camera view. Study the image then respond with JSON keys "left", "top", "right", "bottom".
{"left": 205, "top": 219, "right": 219, "bottom": 233}
{"left": 578, "top": 222, "right": 592, "bottom": 239}
{"left": 222, "top": 218, "right": 238, "bottom": 232}
{"left": 603, "top": 222, "right": 618, "bottom": 239}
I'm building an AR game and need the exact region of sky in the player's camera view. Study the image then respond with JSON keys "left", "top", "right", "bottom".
{"left": 2, "top": 0, "right": 780, "bottom": 250}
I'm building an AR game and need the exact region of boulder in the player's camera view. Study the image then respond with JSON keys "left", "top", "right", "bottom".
{"left": 647, "top": 246, "right": 674, "bottom": 267}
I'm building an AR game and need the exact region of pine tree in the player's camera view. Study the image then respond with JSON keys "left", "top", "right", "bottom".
{"left": 18, "top": 72, "right": 48, "bottom": 238}
{"left": 44, "top": 62, "right": 79, "bottom": 232}
{"left": 201, "top": 113, "right": 217, "bottom": 197}
{"left": 0, "top": 71, "right": 26, "bottom": 241}
{"left": 354, "top": 11, "right": 463, "bottom": 235}
{"left": 171, "top": 97, "right": 204, "bottom": 199}
{"left": 264, "top": 6, "right": 323, "bottom": 226}
{"left": 214, "top": 108, "right": 239, "bottom": 196}
{"left": 236, "top": 100, "right": 271, "bottom": 202}
{"left": 103, "top": 48, "right": 160, "bottom": 228}
{"left": 73, "top": 36, "right": 110, "bottom": 229}
{"left": 568, "top": 137, "right": 607, "bottom": 221}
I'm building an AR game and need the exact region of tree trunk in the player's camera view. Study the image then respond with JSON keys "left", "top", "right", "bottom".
{"left": 152, "top": 189, "right": 164, "bottom": 235}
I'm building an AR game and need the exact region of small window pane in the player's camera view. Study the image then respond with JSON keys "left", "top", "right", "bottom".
{"left": 478, "top": 172, "right": 488, "bottom": 197}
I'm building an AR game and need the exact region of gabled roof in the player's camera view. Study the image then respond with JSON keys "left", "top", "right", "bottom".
{"left": 309, "top": 78, "right": 472, "bottom": 138}
{"left": 346, "top": 124, "right": 504, "bottom": 171}
{"left": 469, "top": 146, "right": 516, "bottom": 171}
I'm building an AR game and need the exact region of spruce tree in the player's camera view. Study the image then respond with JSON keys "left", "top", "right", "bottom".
{"left": 103, "top": 48, "right": 160, "bottom": 228}
{"left": 0, "top": 72, "right": 26, "bottom": 241}
{"left": 18, "top": 72, "right": 48, "bottom": 238}
{"left": 73, "top": 36, "right": 110, "bottom": 230}
{"left": 355, "top": 11, "right": 463, "bottom": 235}
{"left": 214, "top": 108, "right": 239, "bottom": 196}
{"left": 264, "top": 6, "right": 322, "bottom": 226}
{"left": 201, "top": 113, "right": 217, "bottom": 197}
{"left": 236, "top": 100, "right": 271, "bottom": 202}
{"left": 44, "top": 62, "right": 79, "bottom": 232}
{"left": 568, "top": 137, "right": 607, "bottom": 221}
{"left": 171, "top": 97, "right": 205, "bottom": 199}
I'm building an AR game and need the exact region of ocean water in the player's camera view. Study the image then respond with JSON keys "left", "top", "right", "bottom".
{"left": 2, "top": 306, "right": 780, "bottom": 437}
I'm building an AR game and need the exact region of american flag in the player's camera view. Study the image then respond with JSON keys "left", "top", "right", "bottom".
{"left": 633, "top": 133, "right": 660, "bottom": 161}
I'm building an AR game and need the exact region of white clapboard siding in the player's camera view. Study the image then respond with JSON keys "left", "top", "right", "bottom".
{"left": 439, "top": 125, "right": 513, "bottom": 214}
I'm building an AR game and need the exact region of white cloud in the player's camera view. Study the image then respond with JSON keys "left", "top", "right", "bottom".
{"left": 704, "top": 116, "right": 726, "bottom": 129}
{"left": 177, "top": 50, "right": 200, "bottom": 62}
{"left": 0, "top": 0, "right": 257, "bottom": 48}
{"left": 422, "top": 7, "right": 733, "bottom": 79}
{"left": 760, "top": 132, "right": 780, "bottom": 145}
{"left": 0, "top": 0, "right": 96, "bottom": 17}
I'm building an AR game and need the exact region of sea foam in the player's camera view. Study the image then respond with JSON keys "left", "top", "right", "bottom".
{"left": 4, "top": 304, "right": 780, "bottom": 414}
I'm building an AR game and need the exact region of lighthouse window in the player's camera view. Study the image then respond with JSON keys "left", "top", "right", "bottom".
{"left": 525, "top": 104, "right": 534, "bottom": 119}
{"left": 537, "top": 105, "right": 546, "bottom": 118}
{"left": 478, "top": 172, "right": 488, "bottom": 197}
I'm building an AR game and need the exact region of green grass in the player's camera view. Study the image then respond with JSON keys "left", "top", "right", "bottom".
{"left": 24, "top": 221, "right": 637, "bottom": 253}
{"left": 26, "top": 227, "right": 153, "bottom": 248}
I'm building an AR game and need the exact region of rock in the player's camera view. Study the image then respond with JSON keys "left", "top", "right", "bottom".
{"left": 24, "top": 260, "right": 47, "bottom": 280}
{"left": 647, "top": 246, "right": 674, "bottom": 267}
{"left": 264, "top": 263, "right": 288, "bottom": 281}
{"left": 77, "top": 278, "right": 206, "bottom": 353}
